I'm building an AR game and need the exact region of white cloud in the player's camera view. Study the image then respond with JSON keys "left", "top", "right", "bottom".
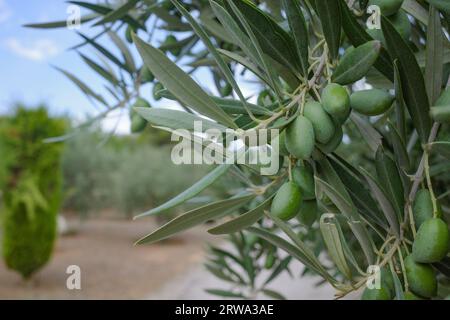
{"left": 4, "top": 38, "right": 60, "bottom": 61}
{"left": 0, "top": 0, "right": 12, "bottom": 23}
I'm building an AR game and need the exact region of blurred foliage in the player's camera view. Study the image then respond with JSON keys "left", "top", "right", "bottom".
{"left": 0, "top": 106, "right": 66, "bottom": 279}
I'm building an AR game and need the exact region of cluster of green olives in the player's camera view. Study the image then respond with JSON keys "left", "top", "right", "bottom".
{"left": 270, "top": 82, "right": 394, "bottom": 222}
{"left": 362, "top": 189, "right": 449, "bottom": 300}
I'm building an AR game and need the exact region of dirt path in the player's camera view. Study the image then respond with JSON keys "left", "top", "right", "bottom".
{"left": 0, "top": 218, "right": 218, "bottom": 299}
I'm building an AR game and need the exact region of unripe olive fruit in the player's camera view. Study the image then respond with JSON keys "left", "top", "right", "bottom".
{"left": 285, "top": 115, "right": 315, "bottom": 160}
{"left": 130, "top": 112, "right": 147, "bottom": 133}
{"left": 220, "top": 83, "right": 232, "bottom": 97}
{"left": 321, "top": 83, "right": 351, "bottom": 123}
{"left": 153, "top": 82, "right": 164, "bottom": 100}
{"left": 404, "top": 255, "right": 437, "bottom": 298}
{"left": 134, "top": 97, "right": 151, "bottom": 109}
{"left": 413, "top": 189, "right": 435, "bottom": 228}
{"left": 361, "top": 285, "right": 392, "bottom": 300}
{"left": 164, "top": 35, "right": 181, "bottom": 56}
{"left": 303, "top": 101, "right": 335, "bottom": 144}
{"left": 140, "top": 66, "right": 154, "bottom": 84}
{"left": 380, "top": 267, "right": 395, "bottom": 296}
{"left": 368, "top": 0, "right": 404, "bottom": 16}
{"left": 264, "top": 250, "right": 276, "bottom": 269}
{"left": 125, "top": 25, "right": 135, "bottom": 44}
{"left": 292, "top": 162, "right": 315, "bottom": 200}
{"left": 412, "top": 218, "right": 449, "bottom": 263}
{"left": 270, "top": 182, "right": 303, "bottom": 221}
{"left": 257, "top": 89, "right": 274, "bottom": 106}
{"left": 317, "top": 124, "right": 343, "bottom": 154}
{"left": 350, "top": 89, "right": 394, "bottom": 116}
{"left": 403, "top": 291, "right": 423, "bottom": 300}
{"left": 296, "top": 200, "right": 318, "bottom": 227}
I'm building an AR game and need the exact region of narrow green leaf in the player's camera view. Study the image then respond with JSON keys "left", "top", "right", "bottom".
{"left": 205, "top": 289, "right": 245, "bottom": 298}
{"left": 375, "top": 147, "right": 405, "bottom": 221}
{"left": 350, "top": 113, "right": 383, "bottom": 154}
{"left": 94, "top": 0, "right": 139, "bottom": 26}
{"left": 135, "top": 164, "right": 232, "bottom": 219}
{"left": 426, "top": 0, "right": 450, "bottom": 15}
{"left": 359, "top": 167, "right": 401, "bottom": 238}
{"left": 339, "top": 0, "right": 393, "bottom": 80}
{"left": 136, "top": 193, "right": 255, "bottom": 244}
{"left": 208, "top": 195, "right": 274, "bottom": 235}
{"left": 107, "top": 30, "right": 136, "bottom": 74}
{"left": 282, "top": 0, "right": 309, "bottom": 76}
{"left": 77, "top": 32, "right": 130, "bottom": 72}
{"left": 247, "top": 227, "right": 338, "bottom": 285}
{"left": 382, "top": 16, "right": 431, "bottom": 143}
{"left": 320, "top": 214, "right": 352, "bottom": 279}
{"left": 228, "top": 0, "right": 301, "bottom": 76}
{"left": 135, "top": 108, "right": 228, "bottom": 132}
{"left": 171, "top": 0, "right": 257, "bottom": 120}
{"left": 79, "top": 53, "right": 118, "bottom": 86}
{"left": 393, "top": 60, "right": 407, "bottom": 143}
{"left": 133, "top": 34, "right": 237, "bottom": 128}
{"left": 332, "top": 41, "right": 381, "bottom": 85}
{"left": 68, "top": 1, "right": 144, "bottom": 30}
{"left": 53, "top": 66, "right": 106, "bottom": 105}
{"left": 315, "top": 0, "right": 341, "bottom": 60}
{"left": 23, "top": 14, "right": 97, "bottom": 29}
{"left": 261, "top": 289, "right": 286, "bottom": 300}
{"left": 425, "top": 6, "right": 444, "bottom": 104}
{"left": 264, "top": 256, "right": 292, "bottom": 285}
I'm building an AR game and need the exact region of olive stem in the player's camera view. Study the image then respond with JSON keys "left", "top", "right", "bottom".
{"left": 397, "top": 248, "right": 408, "bottom": 292}
{"left": 424, "top": 152, "right": 438, "bottom": 218}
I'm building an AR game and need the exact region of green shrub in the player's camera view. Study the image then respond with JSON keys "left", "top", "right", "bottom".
{"left": 0, "top": 106, "right": 66, "bottom": 279}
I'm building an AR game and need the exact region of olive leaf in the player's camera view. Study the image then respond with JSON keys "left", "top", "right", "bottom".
{"left": 282, "top": 0, "right": 309, "bottom": 76}
{"left": 107, "top": 31, "right": 136, "bottom": 74}
{"left": 53, "top": 66, "right": 106, "bottom": 105}
{"left": 339, "top": 0, "right": 393, "bottom": 80}
{"left": 375, "top": 146, "right": 405, "bottom": 221}
{"left": 133, "top": 34, "right": 237, "bottom": 129}
{"left": 382, "top": 16, "right": 431, "bottom": 143}
{"left": 171, "top": 0, "right": 257, "bottom": 120}
{"left": 23, "top": 14, "right": 97, "bottom": 29}
{"left": 263, "top": 256, "right": 292, "bottom": 286}
{"left": 247, "top": 226, "right": 339, "bottom": 286}
{"left": 425, "top": 6, "right": 444, "bottom": 104}
{"left": 261, "top": 289, "right": 286, "bottom": 300}
{"left": 393, "top": 60, "right": 407, "bottom": 143}
{"left": 332, "top": 40, "right": 381, "bottom": 85}
{"left": 226, "top": 0, "right": 302, "bottom": 77}
{"left": 134, "top": 108, "right": 228, "bottom": 132}
{"left": 350, "top": 113, "right": 383, "bottom": 154}
{"left": 426, "top": 0, "right": 450, "bottom": 15}
{"left": 315, "top": 0, "right": 341, "bottom": 60}
{"left": 78, "top": 53, "right": 119, "bottom": 86}
{"left": 93, "top": 0, "right": 139, "bottom": 27}
{"left": 134, "top": 164, "right": 232, "bottom": 219}
{"left": 205, "top": 289, "right": 246, "bottom": 298}
{"left": 359, "top": 167, "right": 401, "bottom": 238}
{"left": 136, "top": 193, "right": 255, "bottom": 244}
{"left": 319, "top": 214, "right": 352, "bottom": 280}
{"left": 208, "top": 195, "right": 274, "bottom": 235}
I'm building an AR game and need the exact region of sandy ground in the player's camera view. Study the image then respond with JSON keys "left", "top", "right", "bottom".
{"left": 0, "top": 217, "right": 341, "bottom": 300}
{"left": 0, "top": 218, "right": 219, "bottom": 299}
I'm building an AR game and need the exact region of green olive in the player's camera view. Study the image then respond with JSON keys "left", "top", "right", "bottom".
{"left": 153, "top": 82, "right": 164, "bottom": 101}
{"left": 296, "top": 200, "right": 319, "bottom": 227}
{"left": 285, "top": 115, "right": 315, "bottom": 160}
{"left": 140, "top": 66, "right": 154, "bottom": 84}
{"left": 270, "top": 182, "right": 303, "bottom": 221}
{"left": 321, "top": 83, "right": 351, "bottom": 124}
{"left": 413, "top": 189, "right": 436, "bottom": 228}
{"left": 404, "top": 255, "right": 437, "bottom": 298}
{"left": 317, "top": 124, "right": 343, "bottom": 154}
{"left": 361, "top": 285, "right": 392, "bottom": 300}
{"left": 412, "top": 218, "right": 449, "bottom": 263}
{"left": 292, "top": 162, "right": 315, "bottom": 200}
{"left": 303, "top": 101, "right": 335, "bottom": 144}
{"left": 350, "top": 89, "right": 394, "bottom": 116}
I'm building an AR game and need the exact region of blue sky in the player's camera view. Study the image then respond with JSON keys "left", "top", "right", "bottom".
{"left": 0, "top": 0, "right": 260, "bottom": 134}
